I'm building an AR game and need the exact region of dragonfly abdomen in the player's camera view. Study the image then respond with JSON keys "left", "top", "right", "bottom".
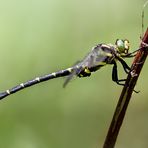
{"left": 0, "top": 68, "right": 74, "bottom": 100}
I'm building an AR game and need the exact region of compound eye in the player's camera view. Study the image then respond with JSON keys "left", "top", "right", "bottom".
{"left": 115, "top": 39, "right": 125, "bottom": 52}
{"left": 124, "top": 39, "right": 130, "bottom": 51}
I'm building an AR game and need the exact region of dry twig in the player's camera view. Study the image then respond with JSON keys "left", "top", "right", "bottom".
{"left": 103, "top": 28, "right": 148, "bottom": 148}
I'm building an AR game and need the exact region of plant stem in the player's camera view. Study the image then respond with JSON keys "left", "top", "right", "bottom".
{"left": 103, "top": 28, "right": 148, "bottom": 148}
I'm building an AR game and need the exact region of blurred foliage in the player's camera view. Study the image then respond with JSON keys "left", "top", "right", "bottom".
{"left": 0, "top": 0, "right": 148, "bottom": 148}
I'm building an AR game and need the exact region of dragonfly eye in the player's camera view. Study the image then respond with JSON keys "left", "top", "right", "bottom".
{"left": 116, "top": 39, "right": 130, "bottom": 54}
{"left": 124, "top": 39, "right": 130, "bottom": 52}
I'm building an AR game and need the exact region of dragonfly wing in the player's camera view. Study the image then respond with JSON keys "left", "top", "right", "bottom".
{"left": 63, "top": 70, "right": 77, "bottom": 88}
{"left": 70, "top": 46, "right": 105, "bottom": 71}
{"left": 63, "top": 45, "right": 110, "bottom": 87}
{"left": 87, "top": 45, "right": 109, "bottom": 69}
{"left": 63, "top": 61, "right": 83, "bottom": 88}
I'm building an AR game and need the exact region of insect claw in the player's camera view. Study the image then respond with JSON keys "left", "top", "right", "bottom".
{"left": 133, "top": 89, "right": 140, "bottom": 93}
{"left": 141, "top": 41, "right": 148, "bottom": 47}
{"left": 130, "top": 70, "right": 138, "bottom": 77}
{"left": 133, "top": 61, "right": 144, "bottom": 65}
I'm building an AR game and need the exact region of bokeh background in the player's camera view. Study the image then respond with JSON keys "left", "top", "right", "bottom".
{"left": 0, "top": 0, "right": 148, "bottom": 148}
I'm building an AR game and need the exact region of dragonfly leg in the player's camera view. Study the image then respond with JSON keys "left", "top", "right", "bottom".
{"left": 112, "top": 61, "right": 140, "bottom": 93}
{"left": 117, "top": 57, "right": 131, "bottom": 74}
{"left": 112, "top": 61, "right": 126, "bottom": 85}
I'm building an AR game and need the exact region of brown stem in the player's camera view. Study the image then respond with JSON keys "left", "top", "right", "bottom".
{"left": 103, "top": 28, "right": 148, "bottom": 148}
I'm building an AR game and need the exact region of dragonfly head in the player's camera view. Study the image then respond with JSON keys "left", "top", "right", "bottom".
{"left": 115, "top": 39, "right": 130, "bottom": 56}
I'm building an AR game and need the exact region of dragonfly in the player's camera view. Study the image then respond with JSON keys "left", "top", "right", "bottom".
{"left": 1, "top": 0, "right": 148, "bottom": 100}
{"left": 0, "top": 39, "right": 138, "bottom": 100}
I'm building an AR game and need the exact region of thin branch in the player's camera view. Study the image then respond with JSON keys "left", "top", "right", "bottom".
{"left": 103, "top": 28, "right": 148, "bottom": 148}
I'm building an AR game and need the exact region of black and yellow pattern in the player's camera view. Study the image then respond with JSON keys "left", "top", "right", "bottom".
{"left": 0, "top": 39, "right": 138, "bottom": 100}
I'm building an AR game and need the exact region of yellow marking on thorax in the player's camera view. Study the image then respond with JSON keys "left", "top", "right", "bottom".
{"left": 79, "top": 74, "right": 83, "bottom": 77}
{"left": 84, "top": 68, "right": 91, "bottom": 74}
{"left": 105, "top": 52, "right": 113, "bottom": 57}
{"left": 98, "top": 61, "right": 107, "bottom": 66}
{"left": 101, "top": 44, "right": 114, "bottom": 57}
{"left": 99, "top": 49, "right": 113, "bottom": 58}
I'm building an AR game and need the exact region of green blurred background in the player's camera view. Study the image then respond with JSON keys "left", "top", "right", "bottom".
{"left": 0, "top": 0, "right": 148, "bottom": 148}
